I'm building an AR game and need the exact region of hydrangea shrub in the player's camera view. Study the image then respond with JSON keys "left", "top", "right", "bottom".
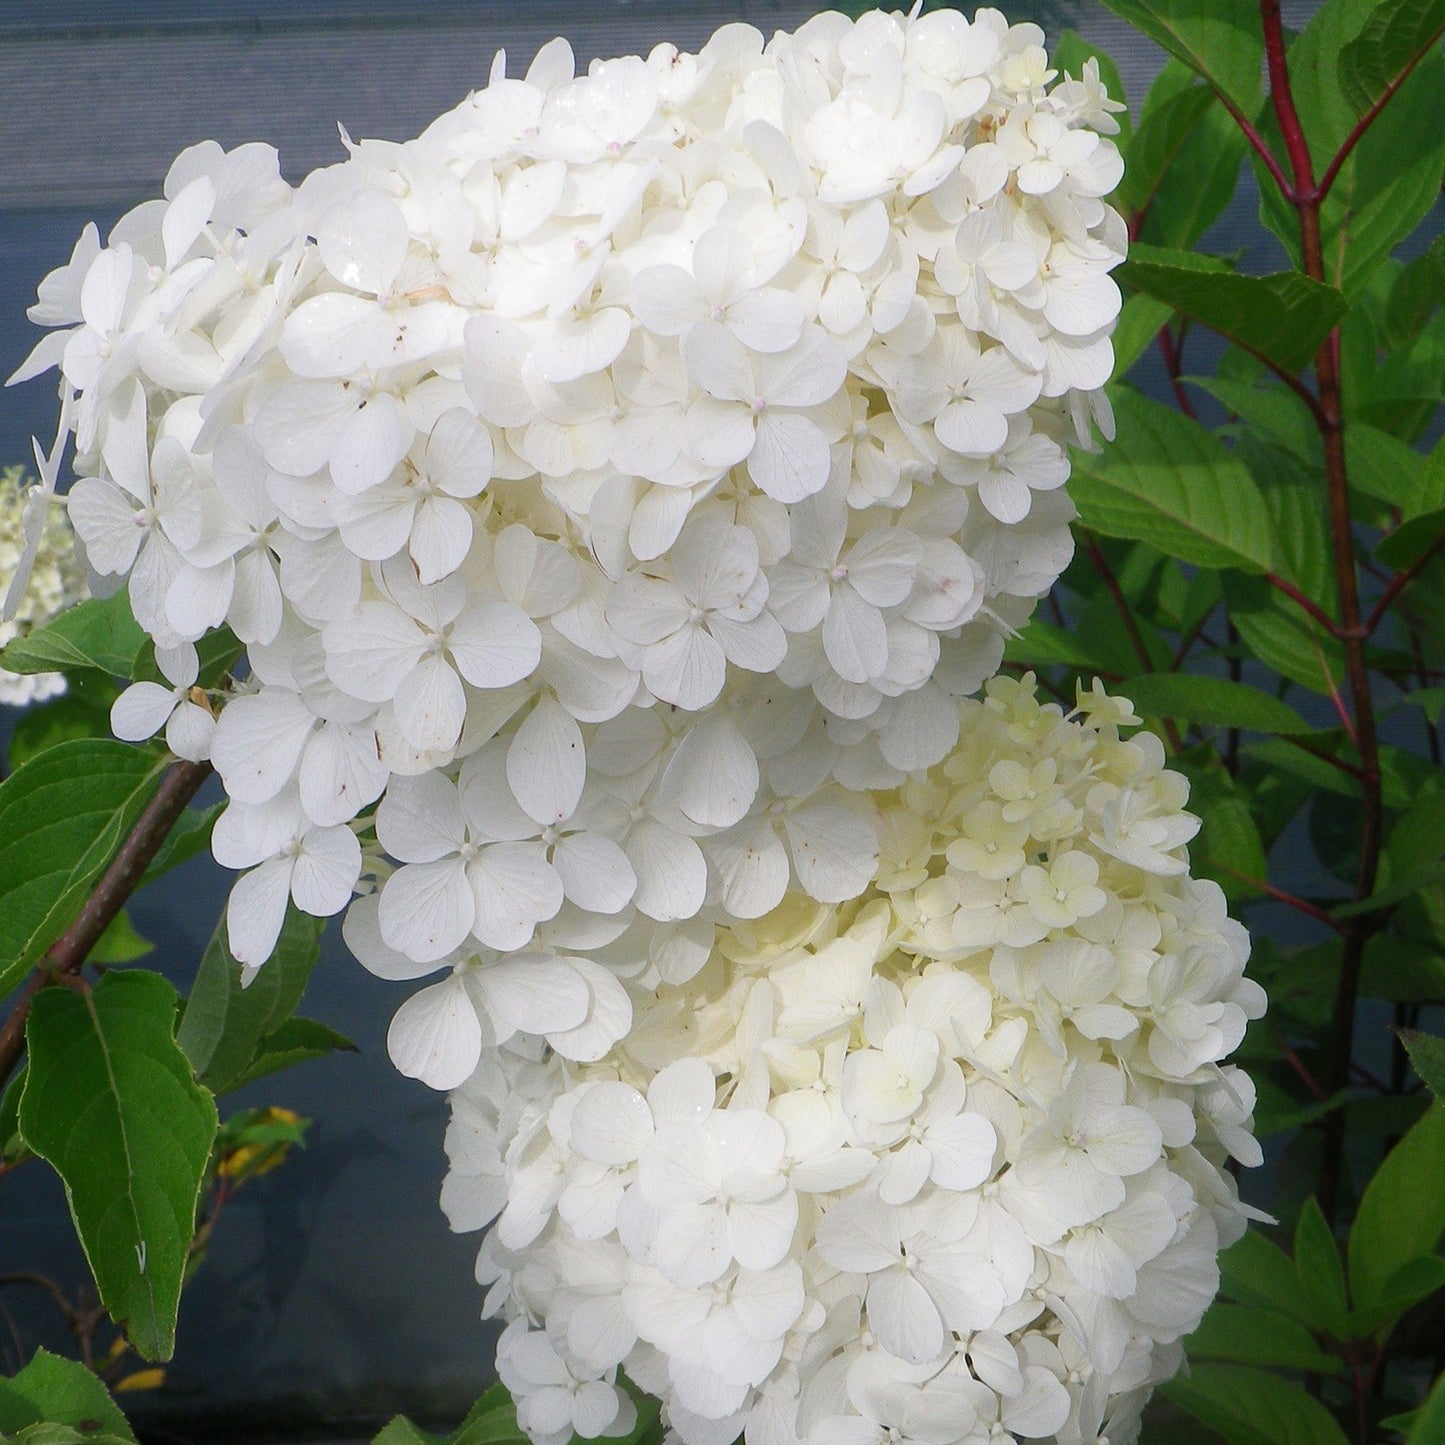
{"left": 3, "top": 3, "right": 1335, "bottom": 1443}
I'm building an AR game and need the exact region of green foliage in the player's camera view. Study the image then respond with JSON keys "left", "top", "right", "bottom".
{"left": 176, "top": 905, "right": 351, "bottom": 1096}
{"left": 17, "top": 972, "right": 218, "bottom": 1362}
{"left": 1096, "top": 0, "right": 1262, "bottom": 117}
{"left": 1005, "top": 3, "right": 1445, "bottom": 1438}
{"left": 0, "top": 1350, "right": 135, "bottom": 1444}
{"left": 1121, "top": 672, "right": 1309, "bottom": 734}
{"left": 1348, "top": 1103, "right": 1445, "bottom": 1312}
{"left": 0, "top": 592, "right": 146, "bottom": 680}
{"left": 5, "top": 675, "right": 120, "bottom": 772}
{"left": 1399, "top": 1029, "right": 1445, "bottom": 1097}
{"left": 1336, "top": 0, "right": 1445, "bottom": 117}
{"left": 1069, "top": 389, "right": 1273, "bottom": 572}
{"left": 0, "top": 740, "right": 163, "bottom": 996}
{"left": 373, "top": 1381, "right": 664, "bottom": 1445}
{"left": 1119, "top": 245, "right": 1348, "bottom": 373}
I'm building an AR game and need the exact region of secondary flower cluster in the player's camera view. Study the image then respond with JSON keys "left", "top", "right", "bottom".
{"left": 0, "top": 465, "right": 86, "bottom": 706}
{"left": 437, "top": 675, "right": 1264, "bottom": 1445}
{"left": 12, "top": 7, "right": 1125, "bottom": 1049}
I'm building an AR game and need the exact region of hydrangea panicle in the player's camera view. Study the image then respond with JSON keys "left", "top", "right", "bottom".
{"left": 442, "top": 676, "right": 1264, "bottom": 1445}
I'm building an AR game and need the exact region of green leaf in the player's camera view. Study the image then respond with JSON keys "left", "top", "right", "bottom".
{"left": 1293, "top": 1198, "right": 1350, "bottom": 1340}
{"left": 373, "top": 1422, "right": 443, "bottom": 1445}
{"left": 139, "top": 801, "right": 223, "bottom": 887}
{"left": 1185, "top": 1303, "right": 1341, "bottom": 1373}
{"left": 1400, "top": 1029, "right": 1445, "bottom": 1097}
{"left": 1219, "top": 1228, "right": 1316, "bottom": 1324}
{"left": 1003, "top": 618, "right": 1116, "bottom": 672}
{"left": 373, "top": 1384, "right": 528, "bottom": 1445}
{"left": 4, "top": 1426, "right": 137, "bottom": 1445}
{"left": 5, "top": 676, "right": 120, "bottom": 773}
{"left": 1111, "top": 292, "right": 1174, "bottom": 378}
{"left": 1181, "top": 767, "right": 1269, "bottom": 899}
{"left": 1193, "top": 374, "right": 1321, "bottom": 465}
{"left": 1116, "top": 79, "right": 1214, "bottom": 220}
{"left": 1121, "top": 673, "right": 1310, "bottom": 734}
{"left": 1385, "top": 240, "right": 1445, "bottom": 346}
{"left": 1338, "top": 0, "right": 1445, "bottom": 117}
{"left": 0, "top": 1065, "right": 26, "bottom": 1163}
{"left": 17, "top": 972, "right": 218, "bottom": 1361}
{"left": 0, "top": 1349, "right": 136, "bottom": 1441}
{"left": 1120, "top": 245, "right": 1348, "bottom": 373}
{"left": 87, "top": 910, "right": 152, "bottom": 965}
{"left": 1377, "top": 507, "right": 1445, "bottom": 571}
{"left": 0, "top": 592, "right": 146, "bottom": 679}
{"left": 1242, "top": 440, "right": 1339, "bottom": 616}
{"left": 1224, "top": 574, "right": 1346, "bottom": 696}
{"left": 1257, "top": 0, "right": 1445, "bottom": 295}
{"left": 1362, "top": 935, "right": 1445, "bottom": 1003}
{"left": 1345, "top": 1253, "right": 1445, "bottom": 1334}
{"left": 1161, "top": 1362, "right": 1351, "bottom": 1445}
{"left": 176, "top": 904, "right": 327, "bottom": 1095}
{"left": 0, "top": 740, "right": 164, "bottom": 1000}
{"left": 1387, "top": 790, "right": 1445, "bottom": 891}
{"left": 221, "top": 1016, "right": 357, "bottom": 1093}
{"left": 1070, "top": 389, "right": 1273, "bottom": 573}
{"left": 1095, "top": 0, "right": 1263, "bottom": 118}
{"left": 1348, "top": 1100, "right": 1445, "bottom": 1310}
{"left": 1347, "top": 423, "right": 1430, "bottom": 514}
{"left": 1404, "top": 1369, "right": 1445, "bottom": 1444}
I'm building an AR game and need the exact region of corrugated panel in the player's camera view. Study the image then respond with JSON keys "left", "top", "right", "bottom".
{"left": 0, "top": 2, "right": 820, "bottom": 208}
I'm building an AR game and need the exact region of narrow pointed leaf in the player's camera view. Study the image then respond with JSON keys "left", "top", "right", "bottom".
{"left": 1185, "top": 1303, "right": 1342, "bottom": 1373}
{"left": 1122, "top": 672, "right": 1310, "bottom": 734}
{"left": 176, "top": 904, "right": 326, "bottom": 1095}
{"left": 1348, "top": 1101, "right": 1445, "bottom": 1309}
{"left": 18, "top": 971, "right": 218, "bottom": 1361}
{"left": 221, "top": 1016, "right": 357, "bottom": 1093}
{"left": 1120, "top": 245, "right": 1348, "bottom": 373}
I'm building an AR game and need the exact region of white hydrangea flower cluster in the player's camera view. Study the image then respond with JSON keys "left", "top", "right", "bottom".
{"left": 11, "top": 7, "right": 1125, "bottom": 1061}
{"left": 0, "top": 465, "right": 87, "bottom": 706}
{"left": 437, "top": 675, "right": 1265, "bottom": 1445}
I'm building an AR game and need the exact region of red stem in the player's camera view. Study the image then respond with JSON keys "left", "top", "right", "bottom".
{"left": 1081, "top": 531, "right": 1185, "bottom": 752}
{"left": 1259, "top": 0, "right": 1385, "bottom": 1223}
{"left": 1366, "top": 534, "right": 1445, "bottom": 632}
{"left": 1264, "top": 572, "right": 1343, "bottom": 635}
{"left": 1213, "top": 88, "right": 1298, "bottom": 201}
{"left": 1155, "top": 324, "right": 1197, "bottom": 419}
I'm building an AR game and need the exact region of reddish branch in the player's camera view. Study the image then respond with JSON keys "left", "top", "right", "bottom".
{"left": 1080, "top": 531, "right": 1185, "bottom": 752}
{"left": 1259, "top": 0, "right": 1385, "bottom": 1226}
{"left": 0, "top": 758, "right": 212, "bottom": 1090}
{"left": 1366, "top": 533, "right": 1445, "bottom": 632}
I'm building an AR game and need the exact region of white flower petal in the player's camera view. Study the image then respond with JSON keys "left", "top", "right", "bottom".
{"left": 387, "top": 975, "right": 483, "bottom": 1091}
{"left": 507, "top": 695, "right": 585, "bottom": 825}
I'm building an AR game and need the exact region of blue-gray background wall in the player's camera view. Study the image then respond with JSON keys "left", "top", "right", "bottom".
{"left": 0, "top": 3, "right": 1318, "bottom": 1438}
